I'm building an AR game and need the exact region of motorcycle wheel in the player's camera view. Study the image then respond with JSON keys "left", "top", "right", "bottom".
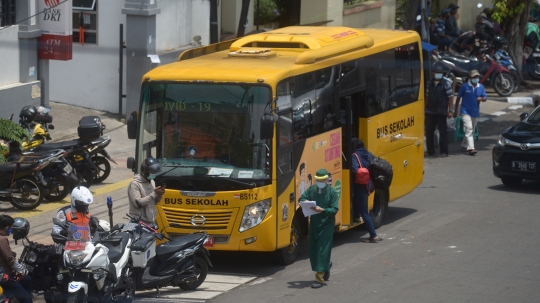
{"left": 179, "top": 256, "right": 208, "bottom": 291}
{"left": 510, "top": 70, "right": 520, "bottom": 93}
{"left": 44, "top": 173, "right": 70, "bottom": 202}
{"left": 116, "top": 264, "right": 135, "bottom": 303}
{"left": 10, "top": 177, "right": 43, "bottom": 210}
{"left": 66, "top": 291, "right": 80, "bottom": 303}
{"left": 527, "top": 56, "right": 540, "bottom": 80}
{"left": 493, "top": 72, "right": 515, "bottom": 97}
{"left": 92, "top": 156, "right": 111, "bottom": 184}
{"left": 74, "top": 165, "right": 94, "bottom": 188}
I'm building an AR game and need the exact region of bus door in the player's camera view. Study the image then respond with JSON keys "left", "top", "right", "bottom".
{"left": 275, "top": 109, "right": 297, "bottom": 248}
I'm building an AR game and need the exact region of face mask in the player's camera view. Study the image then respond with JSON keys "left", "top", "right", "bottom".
{"left": 471, "top": 78, "right": 479, "bottom": 84}
{"left": 434, "top": 73, "right": 443, "bottom": 80}
{"left": 6, "top": 227, "right": 12, "bottom": 236}
{"left": 316, "top": 182, "right": 327, "bottom": 189}
{"left": 148, "top": 174, "right": 156, "bottom": 180}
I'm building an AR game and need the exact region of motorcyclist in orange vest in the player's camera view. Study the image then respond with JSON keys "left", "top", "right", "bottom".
{"left": 51, "top": 186, "right": 99, "bottom": 238}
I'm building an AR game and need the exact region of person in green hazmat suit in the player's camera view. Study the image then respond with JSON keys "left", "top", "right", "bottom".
{"left": 298, "top": 168, "right": 339, "bottom": 289}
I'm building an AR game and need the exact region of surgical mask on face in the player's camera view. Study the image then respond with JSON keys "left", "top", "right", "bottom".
{"left": 434, "top": 73, "right": 443, "bottom": 80}
{"left": 316, "top": 181, "right": 327, "bottom": 189}
{"left": 471, "top": 78, "right": 479, "bottom": 84}
{"left": 6, "top": 227, "right": 12, "bottom": 236}
{"left": 148, "top": 174, "right": 156, "bottom": 180}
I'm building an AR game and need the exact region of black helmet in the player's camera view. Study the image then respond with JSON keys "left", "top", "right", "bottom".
{"left": 12, "top": 217, "right": 30, "bottom": 241}
{"left": 19, "top": 106, "right": 37, "bottom": 123}
{"left": 141, "top": 157, "right": 161, "bottom": 177}
{"left": 492, "top": 35, "right": 507, "bottom": 48}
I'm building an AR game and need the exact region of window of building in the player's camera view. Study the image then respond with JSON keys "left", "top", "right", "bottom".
{"left": 0, "top": 0, "right": 16, "bottom": 27}
{"left": 72, "top": 0, "right": 98, "bottom": 44}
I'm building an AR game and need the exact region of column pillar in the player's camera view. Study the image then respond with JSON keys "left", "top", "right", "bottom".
{"left": 122, "top": 0, "right": 160, "bottom": 120}
{"left": 17, "top": 0, "right": 43, "bottom": 103}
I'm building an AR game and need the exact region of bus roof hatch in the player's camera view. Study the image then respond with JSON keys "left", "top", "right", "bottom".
{"left": 230, "top": 26, "right": 374, "bottom": 64}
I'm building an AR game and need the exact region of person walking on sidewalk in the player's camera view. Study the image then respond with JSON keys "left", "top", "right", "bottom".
{"left": 454, "top": 70, "right": 487, "bottom": 156}
{"left": 425, "top": 64, "right": 454, "bottom": 157}
{"left": 298, "top": 168, "right": 339, "bottom": 289}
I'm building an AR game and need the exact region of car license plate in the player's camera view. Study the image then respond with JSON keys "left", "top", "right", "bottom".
{"left": 203, "top": 237, "right": 214, "bottom": 248}
{"left": 524, "top": 46, "right": 533, "bottom": 59}
{"left": 512, "top": 161, "right": 536, "bottom": 172}
{"left": 64, "top": 163, "right": 73, "bottom": 174}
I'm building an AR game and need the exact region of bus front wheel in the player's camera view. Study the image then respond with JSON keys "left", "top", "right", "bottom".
{"left": 370, "top": 189, "right": 388, "bottom": 229}
{"left": 274, "top": 217, "right": 302, "bottom": 265}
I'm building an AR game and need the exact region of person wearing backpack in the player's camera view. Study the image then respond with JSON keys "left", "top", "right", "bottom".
{"left": 351, "top": 138, "right": 379, "bottom": 243}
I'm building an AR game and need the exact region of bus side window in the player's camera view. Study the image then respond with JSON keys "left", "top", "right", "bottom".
{"left": 393, "top": 43, "right": 421, "bottom": 107}
{"left": 277, "top": 111, "right": 294, "bottom": 173}
{"left": 276, "top": 79, "right": 292, "bottom": 109}
{"left": 292, "top": 72, "right": 316, "bottom": 140}
{"left": 338, "top": 60, "right": 359, "bottom": 91}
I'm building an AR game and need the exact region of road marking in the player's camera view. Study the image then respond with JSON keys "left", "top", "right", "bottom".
{"left": 508, "top": 105, "right": 523, "bottom": 110}
{"left": 134, "top": 273, "right": 257, "bottom": 301}
{"left": 12, "top": 178, "right": 133, "bottom": 219}
{"left": 477, "top": 117, "right": 490, "bottom": 122}
{"left": 490, "top": 111, "right": 507, "bottom": 116}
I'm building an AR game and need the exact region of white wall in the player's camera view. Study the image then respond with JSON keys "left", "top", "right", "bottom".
{"left": 49, "top": 1, "right": 127, "bottom": 113}
{"left": 0, "top": 26, "right": 20, "bottom": 88}
{"left": 156, "top": 0, "right": 192, "bottom": 51}
{"left": 191, "top": 0, "right": 210, "bottom": 45}
{"left": 221, "top": 0, "right": 254, "bottom": 35}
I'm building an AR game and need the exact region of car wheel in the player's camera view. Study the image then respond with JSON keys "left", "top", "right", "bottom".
{"left": 501, "top": 176, "right": 522, "bottom": 187}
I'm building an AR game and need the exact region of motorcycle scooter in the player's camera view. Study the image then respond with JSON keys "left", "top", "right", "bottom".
{"left": 51, "top": 218, "right": 134, "bottom": 303}
{"left": 123, "top": 214, "right": 212, "bottom": 294}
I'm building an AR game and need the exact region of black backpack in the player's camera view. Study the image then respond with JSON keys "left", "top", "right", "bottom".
{"left": 368, "top": 152, "right": 393, "bottom": 189}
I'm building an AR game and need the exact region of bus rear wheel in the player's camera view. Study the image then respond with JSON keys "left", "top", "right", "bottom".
{"left": 370, "top": 189, "right": 388, "bottom": 229}
{"left": 274, "top": 217, "right": 301, "bottom": 265}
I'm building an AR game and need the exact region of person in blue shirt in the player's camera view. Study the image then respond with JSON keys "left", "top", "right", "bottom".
{"left": 453, "top": 70, "right": 487, "bottom": 156}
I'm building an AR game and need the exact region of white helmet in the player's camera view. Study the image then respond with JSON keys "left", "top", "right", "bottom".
{"left": 71, "top": 186, "right": 93, "bottom": 214}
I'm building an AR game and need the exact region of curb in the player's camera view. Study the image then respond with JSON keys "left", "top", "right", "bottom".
{"left": 490, "top": 92, "right": 540, "bottom": 107}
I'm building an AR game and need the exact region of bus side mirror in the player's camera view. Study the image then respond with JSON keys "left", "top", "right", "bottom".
{"left": 519, "top": 112, "right": 529, "bottom": 121}
{"left": 127, "top": 157, "right": 135, "bottom": 170}
{"left": 127, "top": 111, "right": 138, "bottom": 139}
{"left": 260, "top": 114, "right": 275, "bottom": 140}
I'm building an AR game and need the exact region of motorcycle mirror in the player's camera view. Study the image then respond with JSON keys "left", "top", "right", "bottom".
{"left": 48, "top": 124, "right": 55, "bottom": 130}
{"left": 477, "top": 3, "right": 483, "bottom": 8}
{"left": 416, "top": 15, "right": 421, "bottom": 21}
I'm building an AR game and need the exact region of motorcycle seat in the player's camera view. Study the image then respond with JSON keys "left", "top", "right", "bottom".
{"left": 156, "top": 233, "right": 205, "bottom": 257}
{"left": 99, "top": 232, "right": 130, "bottom": 263}
{"left": 34, "top": 140, "right": 81, "bottom": 152}
{"left": 0, "top": 162, "right": 35, "bottom": 173}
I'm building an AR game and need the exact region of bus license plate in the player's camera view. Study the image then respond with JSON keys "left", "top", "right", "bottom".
{"left": 512, "top": 161, "right": 536, "bottom": 172}
{"left": 204, "top": 237, "right": 214, "bottom": 248}
{"left": 64, "top": 163, "right": 73, "bottom": 174}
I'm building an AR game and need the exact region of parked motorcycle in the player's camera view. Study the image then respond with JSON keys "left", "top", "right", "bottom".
{"left": 0, "top": 150, "right": 64, "bottom": 210}
{"left": 124, "top": 213, "right": 212, "bottom": 293}
{"left": 51, "top": 218, "right": 133, "bottom": 303}
{"left": 17, "top": 107, "right": 116, "bottom": 185}
{"left": 432, "top": 48, "right": 515, "bottom": 96}
{"left": 523, "top": 40, "right": 540, "bottom": 80}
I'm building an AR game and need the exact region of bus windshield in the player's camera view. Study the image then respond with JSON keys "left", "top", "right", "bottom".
{"left": 138, "top": 83, "right": 273, "bottom": 190}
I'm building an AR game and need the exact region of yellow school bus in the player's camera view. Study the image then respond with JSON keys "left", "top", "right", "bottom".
{"left": 126, "top": 26, "right": 424, "bottom": 264}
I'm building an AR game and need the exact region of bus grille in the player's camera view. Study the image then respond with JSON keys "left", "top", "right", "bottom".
{"left": 162, "top": 207, "right": 236, "bottom": 231}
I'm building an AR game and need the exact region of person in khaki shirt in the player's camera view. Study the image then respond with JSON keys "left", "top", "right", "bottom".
{"left": 128, "top": 157, "right": 165, "bottom": 227}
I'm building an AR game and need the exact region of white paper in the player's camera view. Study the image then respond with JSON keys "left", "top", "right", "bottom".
{"left": 299, "top": 201, "right": 318, "bottom": 217}
{"left": 207, "top": 167, "right": 233, "bottom": 177}
{"left": 148, "top": 54, "right": 160, "bottom": 63}
{"left": 238, "top": 171, "right": 254, "bottom": 178}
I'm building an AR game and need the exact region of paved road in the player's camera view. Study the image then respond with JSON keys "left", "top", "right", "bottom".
{"left": 4, "top": 99, "right": 539, "bottom": 302}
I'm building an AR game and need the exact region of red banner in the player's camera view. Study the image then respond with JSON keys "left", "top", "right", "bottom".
{"left": 38, "top": 34, "right": 73, "bottom": 60}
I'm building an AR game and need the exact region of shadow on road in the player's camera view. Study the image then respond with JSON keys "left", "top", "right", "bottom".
{"left": 286, "top": 280, "right": 315, "bottom": 289}
{"left": 487, "top": 180, "right": 540, "bottom": 195}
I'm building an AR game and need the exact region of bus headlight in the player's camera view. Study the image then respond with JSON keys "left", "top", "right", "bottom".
{"left": 239, "top": 199, "right": 271, "bottom": 232}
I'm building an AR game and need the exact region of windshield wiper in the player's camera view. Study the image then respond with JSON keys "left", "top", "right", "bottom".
{"left": 207, "top": 176, "right": 256, "bottom": 188}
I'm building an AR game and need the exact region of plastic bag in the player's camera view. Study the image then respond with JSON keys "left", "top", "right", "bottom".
{"left": 447, "top": 117, "right": 455, "bottom": 130}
